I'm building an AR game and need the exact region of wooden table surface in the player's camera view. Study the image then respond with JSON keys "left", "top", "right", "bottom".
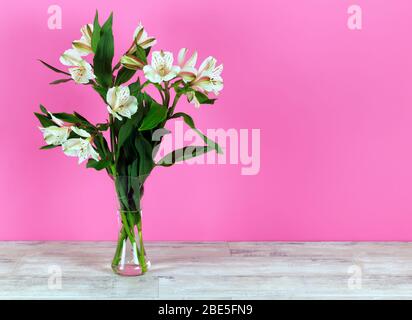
{"left": 1, "top": 242, "right": 412, "bottom": 299}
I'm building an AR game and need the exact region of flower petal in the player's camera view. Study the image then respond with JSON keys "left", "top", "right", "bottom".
{"left": 117, "top": 96, "right": 138, "bottom": 119}
{"left": 162, "top": 65, "right": 180, "bottom": 82}
{"left": 60, "top": 49, "right": 83, "bottom": 66}
{"left": 178, "top": 48, "right": 187, "bottom": 66}
{"left": 143, "top": 65, "right": 161, "bottom": 83}
{"left": 179, "top": 66, "right": 197, "bottom": 83}
{"left": 62, "top": 138, "right": 83, "bottom": 157}
{"left": 39, "top": 126, "right": 70, "bottom": 145}
{"left": 71, "top": 126, "right": 90, "bottom": 138}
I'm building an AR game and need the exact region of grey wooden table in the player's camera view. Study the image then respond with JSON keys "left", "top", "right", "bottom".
{"left": 1, "top": 242, "right": 412, "bottom": 299}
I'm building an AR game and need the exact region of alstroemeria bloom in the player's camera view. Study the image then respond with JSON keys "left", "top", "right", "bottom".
{"left": 106, "top": 86, "right": 138, "bottom": 120}
{"left": 62, "top": 127, "right": 99, "bottom": 164}
{"left": 60, "top": 49, "right": 95, "bottom": 84}
{"left": 127, "top": 22, "right": 156, "bottom": 54}
{"left": 39, "top": 126, "right": 70, "bottom": 145}
{"left": 191, "top": 56, "right": 223, "bottom": 95}
{"left": 120, "top": 54, "right": 145, "bottom": 70}
{"left": 177, "top": 48, "right": 198, "bottom": 83}
{"left": 143, "top": 51, "right": 180, "bottom": 84}
{"left": 72, "top": 24, "right": 93, "bottom": 56}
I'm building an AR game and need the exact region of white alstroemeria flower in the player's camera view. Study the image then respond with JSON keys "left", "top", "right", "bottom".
{"left": 39, "top": 126, "right": 70, "bottom": 145}
{"left": 191, "top": 56, "right": 223, "bottom": 95}
{"left": 143, "top": 51, "right": 180, "bottom": 84}
{"left": 60, "top": 49, "right": 95, "bottom": 84}
{"left": 72, "top": 24, "right": 93, "bottom": 56}
{"left": 127, "top": 22, "right": 157, "bottom": 54}
{"left": 177, "top": 48, "right": 198, "bottom": 83}
{"left": 106, "top": 86, "right": 138, "bottom": 120}
{"left": 62, "top": 127, "right": 99, "bottom": 164}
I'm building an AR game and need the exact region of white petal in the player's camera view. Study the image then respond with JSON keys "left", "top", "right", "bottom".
{"left": 162, "top": 66, "right": 180, "bottom": 82}
{"left": 117, "top": 96, "right": 138, "bottom": 119}
{"left": 116, "top": 86, "right": 131, "bottom": 107}
{"left": 186, "top": 51, "right": 198, "bottom": 68}
{"left": 162, "top": 51, "right": 174, "bottom": 70}
{"left": 198, "top": 56, "right": 216, "bottom": 75}
{"left": 62, "top": 138, "right": 83, "bottom": 157}
{"left": 179, "top": 66, "right": 197, "bottom": 83}
{"left": 213, "top": 64, "right": 223, "bottom": 77}
{"left": 39, "top": 126, "right": 70, "bottom": 145}
{"left": 106, "top": 87, "right": 117, "bottom": 108}
{"left": 133, "top": 23, "right": 145, "bottom": 41}
{"left": 150, "top": 51, "right": 162, "bottom": 70}
{"left": 178, "top": 48, "right": 187, "bottom": 66}
{"left": 139, "top": 38, "right": 156, "bottom": 49}
{"left": 48, "top": 112, "right": 65, "bottom": 126}
{"left": 60, "top": 49, "right": 83, "bottom": 66}
{"left": 88, "top": 144, "right": 100, "bottom": 161}
{"left": 71, "top": 126, "right": 90, "bottom": 138}
{"left": 143, "top": 65, "right": 162, "bottom": 83}
{"left": 69, "top": 63, "right": 95, "bottom": 84}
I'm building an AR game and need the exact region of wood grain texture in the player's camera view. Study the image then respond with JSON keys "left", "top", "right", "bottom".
{"left": 1, "top": 242, "right": 412, "bottom": 299}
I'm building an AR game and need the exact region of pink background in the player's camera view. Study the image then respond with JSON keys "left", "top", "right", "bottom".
{"left": 1, "top": 0, "right": 412, "bottom": 240}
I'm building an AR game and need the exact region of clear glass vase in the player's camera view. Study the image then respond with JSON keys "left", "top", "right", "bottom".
{"left": 111, "top": 176, "right": 150, "bottom": 276}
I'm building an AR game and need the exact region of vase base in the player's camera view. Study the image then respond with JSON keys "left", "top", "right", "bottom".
{"left": 112, "top": 260, "right": 151, "bottom": 276}
{"left": 112, "top": 264, "right": 143, "bottom": 276}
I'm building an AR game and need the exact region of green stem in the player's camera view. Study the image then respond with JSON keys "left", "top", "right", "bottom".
{"left": 109, "top": 115, "right": 116, "bottom": 163}
{"left": 137, "top": 214, "right": 147, "bottom": 273}
{"left": 164, "top": 82, "right": 171, "bottom": 107}
{"left": 119, "top": 210, "right": 137, "bottom": 245}
{"left": 168, "top": 92, "right": 182, "bottom": 117}
{"left": 111, "top": 226, "right": 127, "bottom": 272}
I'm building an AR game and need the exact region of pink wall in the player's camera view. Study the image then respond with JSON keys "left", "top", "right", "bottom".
{"left": 1, "top": 0, "right": 412, "bottom": 240}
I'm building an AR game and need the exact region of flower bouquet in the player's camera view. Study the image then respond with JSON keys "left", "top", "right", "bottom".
{"left": 35, "top": 11, "right": 223, "bottom": 276}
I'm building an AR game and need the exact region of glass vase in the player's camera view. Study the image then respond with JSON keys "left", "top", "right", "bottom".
{"left": 111, "top": 176, "right": 150, "bottom": 276}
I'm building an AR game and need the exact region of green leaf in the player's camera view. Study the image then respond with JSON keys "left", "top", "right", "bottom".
{"left": 91, "top": 10, "right": 101, "bottom": 53}
{"left": 134, "top": 45, "right": 148, "bottom": 64}
{"left": 93, "top": 13, "right": 114, "bottom": 88}
{"left": 96, "top": 123, "right": 110, "bottom": 131}
{"left": 171, "top": 112, "right": 223, "bottom": 154}
{"left": 40, "top": 144, "right": 59, "bottom": 150}
{"left": 73, "top": 112, "right": 94, "bottom": 127}
{"left": 86, "top": 159, "right": 111, "bottom": 171}
{"left": 195, "top": 91, "right": 216, "bottom": 105}
{"left": 93, "top": 135, "right": 112, "bottom": 166}
{"left": 117, "top": 119, "right": 135, "bottom": 151}
{"left": 135, "top": 132, "right": 155, "bottom": 178}
{"left": 93, "top": 85, "right": 108, "bottom": 103}
{"left": 115, "top": 67, "right": 136, "bottom": 86}
{"left": 52, "top": 112, "right": 79, "bottom": 123}
{"left": 129, "top": 79, "right": 141, "bottom": 96}
{"left": 50, "top": 78, "right": 72, "bottom": 85}
{"left": 157, "top": 146, "right": 214, "bottom": 167}
{"left": 38, "top": 60, "right": 70, "bottom": 76}
{"left": 139, "top": 101, "right": 168, "bottom": 131}
{"left": 39, "top": 104, "right": 48, "bottom": 114}
{"left": 34, "top": 112, "right": 55, "bottom": 127}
